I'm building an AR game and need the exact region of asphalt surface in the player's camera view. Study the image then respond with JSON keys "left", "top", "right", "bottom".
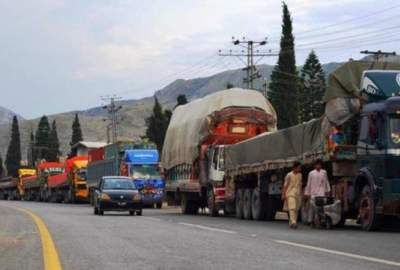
{"left": 1, "top": 201, "right": 400, "bottom": 270}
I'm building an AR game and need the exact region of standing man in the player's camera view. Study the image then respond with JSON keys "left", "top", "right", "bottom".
{"left": 304, "top": 159, "right": 331, "bottom": 225}
{"left": 282, "top": 162, "right": 303, "bottom": 229}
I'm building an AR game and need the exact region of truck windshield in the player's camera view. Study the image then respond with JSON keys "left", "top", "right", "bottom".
{"left": 130, "top": 165, "right": 161, "bottom": 179}
{"left": 77, "top": 169, "right": 87, "bottom": 180}
{"left": 390, "top": 117, "right": 400, "bottom": 145}
{"left": 103, "top": 178, "right": 136, "bottom": 190}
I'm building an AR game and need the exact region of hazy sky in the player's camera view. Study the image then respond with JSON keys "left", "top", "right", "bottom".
{"left": 1, "top": 0, "right": 399, "bottom": 119}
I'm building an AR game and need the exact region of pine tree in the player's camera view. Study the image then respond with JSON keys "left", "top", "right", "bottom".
{"left": 146, "top": 97, "right": 168, "bottom": 153}
{"left": 46, "top": 120, "right": 60, "bottom": 162}
{"left": 27, "top": 131, "right": 35, "bottom": 167}
{"left": 5, "top": 116, "right": 21, "bottom": 177}
{"left": 175, "top": 94, "right": 188, "bottom": 108}
{"left": 268, "top": 2, "right": 300, "bottom": 129}
{"left": 34, "top": 115, "right": 50, "bottom": 161}
{"left": 70, "top": 113, "right": 83, "bottom": 157}
{"left": 0, "top": 153, "right": 4, "bottom": 177}
{"left": 299, "top": 50, "right": 326, "bottom": 122}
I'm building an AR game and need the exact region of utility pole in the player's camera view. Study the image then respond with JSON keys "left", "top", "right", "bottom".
{"left": 360, "top": 50, "right": 396, "bottom": 62}
{"left": 101, "top": 95, "right": 122, "bottom": 143}
{"left": 219, "top": 37, "right": 277, "bottom": 90}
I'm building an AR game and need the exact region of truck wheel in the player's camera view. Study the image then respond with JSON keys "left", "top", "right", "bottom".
{"left": 181, "top": 194, "right": 198, "bottom": 215}
{"left": 251, "top": 188, "right": 265, "bottom": 220}
{"left": 265, "top": 195, "right": 277, "bottom": 221}
{"left": 243, "top": 189, "right": 253, "bottom": 220}
{"left": 235, "top": 189, "right": 244, "bottom": 219}
{"left": 68, "top": 187, "right": 76, "bottom": 204}
{"left": 207, "top": 187, "right": 218, "bottom": 217}
{"left": 359, "top": 185, "right": 381, "bottom": 231}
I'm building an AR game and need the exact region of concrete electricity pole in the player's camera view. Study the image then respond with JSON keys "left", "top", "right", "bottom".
{"left": 219, "top": 37, "right": 277, "bottom": 90}
{"left": 102, "top": 95, "right": 122, "bottom": 143}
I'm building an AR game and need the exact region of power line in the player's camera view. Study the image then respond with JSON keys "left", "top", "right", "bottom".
{"left": 296, "top": 4, "right": 400, "bottom": 37}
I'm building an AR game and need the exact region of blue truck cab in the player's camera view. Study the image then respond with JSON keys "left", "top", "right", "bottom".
{"left": 124, "top": 149, "right": 165, "bottom": 208}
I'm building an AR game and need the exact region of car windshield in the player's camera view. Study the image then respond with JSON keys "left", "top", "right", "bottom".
{"left": 130, "top": 165, "right": 161, "bottom": 179}
{"left": 389, "top": 117, "right": 400, "bottom": 145}
{"left": 103, "top": 178, "right": 136, "bottom": 190}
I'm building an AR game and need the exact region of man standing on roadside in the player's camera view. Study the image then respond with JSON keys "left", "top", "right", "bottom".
{"left": 304, "top": 159, "right": 331, "bottom": 225}
{"left": 282, "top": 162, "right": 303, "bottom": 229}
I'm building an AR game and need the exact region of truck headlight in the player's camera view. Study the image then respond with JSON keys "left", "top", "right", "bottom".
{"left": 133, "top": 193, "right": 141, "bottom": 202}
{"left": 100, "top": 193, "right": 111, "bottom": 201}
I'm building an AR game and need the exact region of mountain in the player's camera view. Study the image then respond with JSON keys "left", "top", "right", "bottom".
{"left": 0, "top": 63, "right": 342, "bottom": 159}
{"left": 0, "top": 106, "right": 23, "bottom": 126}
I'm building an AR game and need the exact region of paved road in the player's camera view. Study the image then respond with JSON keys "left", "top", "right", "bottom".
{"left": 1, "top": 201, "right": 400, "bottom": 270}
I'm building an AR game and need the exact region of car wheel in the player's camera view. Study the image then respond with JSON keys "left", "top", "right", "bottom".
{"left": 136, "top": 209, "right": 143, "bottom": 216}
{"left": 129, "top": 210, "right": 135, "bottom": 216}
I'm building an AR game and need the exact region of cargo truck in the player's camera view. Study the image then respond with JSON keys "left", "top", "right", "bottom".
{"left": 222, "top": 61, "right": 400, "bottom": 230}
{"left": 87, "top": 141, "right": 164, "bottom": 207}
{"left": 45, "top": 156, "right": 88, "bottom": 203}
{"left": 162, "top": 88, "right": 277, "bottom": 215}
{"left": 19, "top": 163, "right": 64, "bottom": 201}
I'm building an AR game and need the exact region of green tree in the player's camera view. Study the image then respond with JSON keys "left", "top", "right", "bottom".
{"left": 175, "top": 94, "right": 188, "bottom": 108}
{"left": 46, "top": 120, "right": 60, "bottom": 162}
{"left": 5, "top": 116, "right": 21, "bottom": 177}
{"left": 34, "top": 115, "right": 50, "bottom": 160}
{"left": 268, "top": 2, "right": 300, "bottom": 129}
{"left": 27, "top": 131, "right": 35, "bottom": 167}
{"left": 70, "top": 113, "right": 83, "bottom": 157}
{"left": 146, "top": 97, "right": 168, "bottom": 153}
{"left": 299, "top": 50, "right": 326, "bottom": 122}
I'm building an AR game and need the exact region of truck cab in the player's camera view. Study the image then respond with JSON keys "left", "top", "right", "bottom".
{"left": 348, "top": 70, "right": 400, "bottom": 230}
{"left": 124, "top": 149, "right": 164, "bottom": 208}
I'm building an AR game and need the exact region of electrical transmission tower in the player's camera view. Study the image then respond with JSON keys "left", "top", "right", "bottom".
{"left": 360, "top": 50, "right": 396, "bottom": 62}
{"left": 219, "top": 37, "right": 277, "bottom": 90}
{"left": 101, "top": 95, "right": 123, "bottom": 143}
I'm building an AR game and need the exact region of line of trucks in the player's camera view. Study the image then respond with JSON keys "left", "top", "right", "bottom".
{"left": 0, "top": 142, "right": 165, "bottom": 208}
{"left": 1, "top": 60, "right": 399, "bottom": 231}
{"left": 162, "top": 60, "right": 400, "bottom": 231}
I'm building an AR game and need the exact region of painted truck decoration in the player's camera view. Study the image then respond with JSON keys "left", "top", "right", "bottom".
{"left": 0, "top": 157, "right": 89, "bottom": 203}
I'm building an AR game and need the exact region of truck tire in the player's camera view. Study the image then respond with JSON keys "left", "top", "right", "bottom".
{"left": 207, "top": 187, "right": 218, "bottom": 217}
{"left": 68, "top": 187, "right": 76, "bottom": 204}
{"left": 235, "top": 189, "right": 244, "bottom": 219}
{"left": 359, "top": 185, "right": 381, "bottom": 231}
{"left": 251, "top": 188, "right": 265, "bottom": 220}
{"left": 265, "top": 195, "right": 278, "bottom": 221}
{"left": 181, "top": 194, "right": 198, "bottom": 215}
{"left": 243, "top": 189, "right": 253, "bottom": 220}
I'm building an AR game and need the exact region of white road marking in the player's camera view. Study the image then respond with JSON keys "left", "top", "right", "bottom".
{"left": 142, "top": 217, "right": 163, "bottom": 222}
{"left": 274, "top": 239, "right": 400, "bottom": 267}
{"left": 178, "top": 222, "right": 237, "bottom": 234}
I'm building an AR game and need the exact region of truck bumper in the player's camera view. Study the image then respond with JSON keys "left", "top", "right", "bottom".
{"left": 141, "top": 194, "right": 164, "bottom": 205}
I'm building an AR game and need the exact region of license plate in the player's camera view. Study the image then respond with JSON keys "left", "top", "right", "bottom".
{"left": 118, "top": 202, "right": 127, "bottom": 206}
